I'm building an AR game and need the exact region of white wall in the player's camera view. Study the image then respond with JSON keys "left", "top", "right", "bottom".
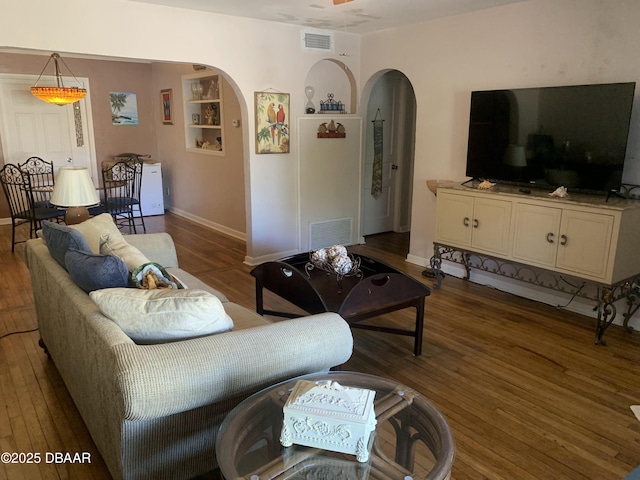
{"left": 359, "top": 0, "right": 640, "bottom": 329}
{"left": 359, "top": 0, "right": 640, "bottom": 267}
{"left": 0, "top": 0, "right": 361, "bottom": 263}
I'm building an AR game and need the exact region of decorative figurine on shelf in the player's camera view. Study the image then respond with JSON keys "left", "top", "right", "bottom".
{"left": 205, "top": 104, "right": 214, "bottom": 125}
{"left": 317, "top": 120, "right": 346, "bottom": 138}
{"left": 319, "top": 93, "right": 346, "bottom": 113}
{"left": 191, "top": 82, "right": 203, "bottom": 100}
{"left": 211, "top": 78, "right": 219, "bottom": 99}
{"left": 305, "top": 85, "right": 315, "bottom": 114}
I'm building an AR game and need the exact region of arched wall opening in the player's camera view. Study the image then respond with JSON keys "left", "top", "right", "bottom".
{"left": 303, "top": 58, "right": 357, "bottom": 114}
{"left": 360, "top": 69, "right": 417, "bottom": 257}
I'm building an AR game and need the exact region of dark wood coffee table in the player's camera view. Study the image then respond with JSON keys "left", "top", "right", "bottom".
{"left": 250, "top": 251, "right": 431, "bottom": 356}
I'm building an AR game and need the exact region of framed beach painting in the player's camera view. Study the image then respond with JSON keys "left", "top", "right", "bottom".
{"left": 161, "top": 89, "right": 173, "bottom": 124}
{"left": 255, "top": 91, "right": 290, "bottom": 154}
{"left": 110, "top": 92, "right": 139, "bottom": 125}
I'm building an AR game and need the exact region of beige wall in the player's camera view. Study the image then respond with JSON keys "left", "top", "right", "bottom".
{"left": 150, "top": 63, "right": 246, "bottom": 236}
{"left": 0, "top": 53, "right": 246, "bottom": 235}
{"left": 0, "top": 52, "right": 157, "bottom": 217}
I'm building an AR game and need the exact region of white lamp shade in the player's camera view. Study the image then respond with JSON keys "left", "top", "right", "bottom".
{"left": 50, "top": 167, "right": 99, "bottom": 207}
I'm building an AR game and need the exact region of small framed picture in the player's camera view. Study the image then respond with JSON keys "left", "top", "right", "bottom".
{"left": 192, "top": 113, "right": 200, "bottom": 125}
{"left": 161, "top": 89, "right": 173, "bottom": 124}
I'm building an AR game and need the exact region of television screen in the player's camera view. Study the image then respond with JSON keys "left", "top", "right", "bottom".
{"left": 465, "top": 82, "right": 636, "bottom": 194}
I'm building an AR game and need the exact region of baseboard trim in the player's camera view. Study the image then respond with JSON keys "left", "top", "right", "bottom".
{"left": 168, "top": 208, "right": 246, "bottom": 242}
{"left": 244, "top": 249, "right": 300, "bottom": 267}
{"left": 406, "top": 253, "right": 428, "bottom": 267}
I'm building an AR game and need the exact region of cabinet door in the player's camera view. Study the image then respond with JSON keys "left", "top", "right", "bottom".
{"left": 556, "top": 210, "right": 613, "bottom": 278}
{"left": 471, "top": 197, "right": 512, "bottom": 256}
{"left": 512, "top": 203, "right": 561, "bottom": 267}
{"left": 435, "top": 192, "right": 473, "bottom": 247}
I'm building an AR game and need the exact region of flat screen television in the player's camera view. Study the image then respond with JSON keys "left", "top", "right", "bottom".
{"left": 465, "top": 82, "right": 636, "bottom": 195}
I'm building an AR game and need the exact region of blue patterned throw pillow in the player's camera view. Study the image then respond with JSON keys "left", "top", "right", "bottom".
{"left": 65, "top": 249, "right": 129, "bottom": 293}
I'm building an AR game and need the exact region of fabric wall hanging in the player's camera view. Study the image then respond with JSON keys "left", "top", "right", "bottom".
{"left": 371, "top": 109, "right": 384, "bottom": 198}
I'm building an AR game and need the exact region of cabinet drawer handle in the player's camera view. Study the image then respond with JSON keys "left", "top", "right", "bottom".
{"left": 546, "top": 232, "right": 554, "bottom": 243}
{"left": 560, "top": 234, "right": 568, "bottom": 246}
{"left": 473, "top": 219, "right": 479, "bottom": 228}
{"left": 463, "top": 217, "right": 469, "bottom": 227}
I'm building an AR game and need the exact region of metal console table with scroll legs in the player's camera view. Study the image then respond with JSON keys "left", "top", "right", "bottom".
{"left": 429, "top": 242, "right": 639, "bottom": 345}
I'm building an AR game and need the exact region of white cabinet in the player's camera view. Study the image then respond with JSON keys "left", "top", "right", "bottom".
{"left": 182, "top": 72, "right": 224, "bottom": 156}
{"left": 435, "top": 184, "right": 640, "bottom": 285}
{"left": 512, "top": 203, "right": 614, "bottom": 278}
{"left": 436, "top": 190, "right": 512, "bottom": 257}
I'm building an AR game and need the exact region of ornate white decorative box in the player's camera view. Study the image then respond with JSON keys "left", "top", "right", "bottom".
{"left": 280, "top": 380, "right": 377, "bottom": 462}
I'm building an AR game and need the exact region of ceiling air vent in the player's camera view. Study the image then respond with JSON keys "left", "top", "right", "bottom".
{"left": 302, "top": 31, "right": 334, "bottom": 53}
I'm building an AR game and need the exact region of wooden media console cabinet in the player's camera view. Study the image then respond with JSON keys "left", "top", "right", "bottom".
{"left": 431, "top": 182, "right": 640, "bottom": 344}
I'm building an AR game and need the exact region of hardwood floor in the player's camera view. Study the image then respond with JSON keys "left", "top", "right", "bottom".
{"left": 1, "top": 214, "right": 639, "bottom": 479}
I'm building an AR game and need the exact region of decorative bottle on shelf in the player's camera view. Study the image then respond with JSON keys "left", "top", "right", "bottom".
{"left": 305, "top": 86, "right": 315, "bottom": 114}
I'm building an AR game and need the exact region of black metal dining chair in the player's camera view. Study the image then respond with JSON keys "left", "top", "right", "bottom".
{"left": 19, "top": 156, "right": 56, "bottom": 208}
{"left": 0, "top": 163, "right": 64, "bottom": 251}
{"left": 101, "top": 156, "right": 146, "bottom": 233}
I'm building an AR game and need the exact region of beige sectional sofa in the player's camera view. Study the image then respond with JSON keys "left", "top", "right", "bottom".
{"left": 25, "top": 230, "right": 353, "bottom": 480}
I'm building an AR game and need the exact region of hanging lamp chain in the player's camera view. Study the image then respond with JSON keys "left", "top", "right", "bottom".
{"left": 32, "top": 53, "right": 84, "bottom": 89}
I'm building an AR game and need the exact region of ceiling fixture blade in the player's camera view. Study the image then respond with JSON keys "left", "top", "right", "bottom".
{"left": 333, "top": 0, "right": 354, "bottom": 5}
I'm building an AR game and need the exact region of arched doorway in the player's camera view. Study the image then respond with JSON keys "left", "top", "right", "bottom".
{"left": 361, "top": 70, "right": 417, "bottom": 256}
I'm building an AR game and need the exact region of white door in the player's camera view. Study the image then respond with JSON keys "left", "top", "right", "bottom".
{"left": 363, "top": 76, "right": 397, "bottom": 236}
{"left": 0, "top": 75, "right": 96, "bottom": 178}
{"left": 363, "top": 71, "right": 415, "bottom": 236}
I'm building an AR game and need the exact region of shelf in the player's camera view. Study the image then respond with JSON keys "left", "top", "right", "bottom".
{"left": 186, "top": 147, "right": 224, "bottom": 156}
{"left": 182, "top": 72, "right": 224, "bottom": 156}
{"left": 186, "top": 125, "right": 222, "bottom": 129}
{"left": 186, "top": 99, "right": 221, "bottom": 104}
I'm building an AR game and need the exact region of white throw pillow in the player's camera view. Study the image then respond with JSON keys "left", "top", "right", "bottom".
{"left": 100, "top": 233, "right": 150, "bottom": 271}
{"left": 69, "top": 213, "right": 124, "bottom": 254}
{"left": 90, "top": 288, "right": 234, "bottom": 344}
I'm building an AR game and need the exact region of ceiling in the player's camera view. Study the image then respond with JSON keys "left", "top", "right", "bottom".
{"left": 129, "top": 0, "right": 527, "bottom": 35}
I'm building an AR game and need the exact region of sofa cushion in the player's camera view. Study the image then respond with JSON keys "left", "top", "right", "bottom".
{"left": 65, "top": 249, "right": 130, "bottom": 293}
{"left": 100, "top": 233, "right": 150, "bottom": 271}
{"left": 42, "top": 221, "right": 91, "bottom": 268}
{"left": 69, "top": 213, "right": 124, "bottom": 254}
{"left": 89, "top": 288, "right": 234, "bottom": 344}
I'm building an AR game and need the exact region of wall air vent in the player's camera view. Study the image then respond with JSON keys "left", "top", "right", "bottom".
{"left": 302, "top": 30, "right": 334, "bottom": 52}
{"left": 309, "top": 217, "right": 352, "bottom": 250}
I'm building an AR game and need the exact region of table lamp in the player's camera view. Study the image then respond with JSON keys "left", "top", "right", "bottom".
{"left": 50, "top": 167, "right": 100, "bottom": 225}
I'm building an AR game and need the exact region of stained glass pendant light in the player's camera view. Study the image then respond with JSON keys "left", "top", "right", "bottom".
{"left": 31, "top": 53, "right": 87, "bottom": 106}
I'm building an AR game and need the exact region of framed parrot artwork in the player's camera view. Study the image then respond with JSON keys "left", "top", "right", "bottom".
{"left": 255, "top": 91, "right": 290, "bottom": 154}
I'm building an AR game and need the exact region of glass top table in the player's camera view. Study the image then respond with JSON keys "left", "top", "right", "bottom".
{"left": 216, "top": 371, "right": 455, "bottom": 480}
